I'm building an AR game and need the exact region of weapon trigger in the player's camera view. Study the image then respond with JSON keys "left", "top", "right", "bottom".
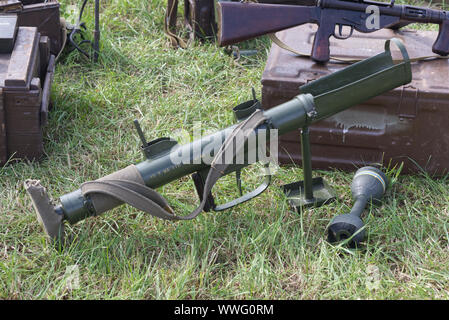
{"left": 348, "top": 25, "right": 354, "bottom": 38}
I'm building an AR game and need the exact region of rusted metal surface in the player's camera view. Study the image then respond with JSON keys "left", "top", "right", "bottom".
{"left": 261, "top": 25, "right": 449, "bottom": 175}
{"left": 0, "top": 26, "right": 54, "bottom": 165}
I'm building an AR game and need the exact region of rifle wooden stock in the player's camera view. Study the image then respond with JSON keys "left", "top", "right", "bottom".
{"left": 433, "top": 20, "right": 449, "bottom": 55}
{"left": 217, "top": 2, "right": 319, "bottom": 46}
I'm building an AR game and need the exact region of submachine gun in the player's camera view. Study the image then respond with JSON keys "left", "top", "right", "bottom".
{"left": 26, "top": 39, "right": 411, "bottom": 246}
{"left": 217, "top": 0, "right": 449, "bottom": 63}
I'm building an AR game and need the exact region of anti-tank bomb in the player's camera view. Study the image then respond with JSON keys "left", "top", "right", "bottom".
{"left": 327, "top": 166, "right": 388, "bottom": 247}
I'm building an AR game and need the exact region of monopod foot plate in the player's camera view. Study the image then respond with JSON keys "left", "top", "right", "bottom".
{"left": 282, "top": 177, "right": 336, "bottom": 211}
{"left": 24, "top": 179, "right": 65, "bottom": 244}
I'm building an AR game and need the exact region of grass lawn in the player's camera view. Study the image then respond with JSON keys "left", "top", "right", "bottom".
{"left": 0, "top": 0, "right": 448, "bottom": 299}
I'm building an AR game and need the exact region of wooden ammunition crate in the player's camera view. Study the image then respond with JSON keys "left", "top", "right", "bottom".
{"left": 18, "top": 0, "right": 63, "bottom": 55}
{"left": 0, "top": 25, "right": 55, "bottom": 165}
{"left": 1, "top": 0, "right": 63, "bottom": 55}
{"left": 261, "top": 25, "right": 449, "bottom": 175}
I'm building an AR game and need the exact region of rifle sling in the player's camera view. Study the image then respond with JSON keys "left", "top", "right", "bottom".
{"left": 164, "top": 0, "right": 189, "bottom": 48}
{"left": 80, "top": 109, "right": 268, "bottom": 221}
{"left": 268, "top": 33, "right": 449, "bottom": 64}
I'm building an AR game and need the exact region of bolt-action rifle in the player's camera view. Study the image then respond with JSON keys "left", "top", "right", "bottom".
{"left": 217, "top": 0, "right": 449, "bottom": 63}
{"left": 26, "top": 39, "right": 411, "bottom": 245}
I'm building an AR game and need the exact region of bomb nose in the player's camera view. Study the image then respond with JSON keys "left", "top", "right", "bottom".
{"left": 351, "top": 166, "right": 388, "bottom": 203}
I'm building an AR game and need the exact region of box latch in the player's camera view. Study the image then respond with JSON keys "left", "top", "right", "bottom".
{"left": 397, "top": 85, "right": 419, "bottom": 119}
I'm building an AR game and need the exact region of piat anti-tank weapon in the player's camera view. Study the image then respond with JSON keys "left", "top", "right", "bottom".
{"left": 25, "top": 39, "right": 411, "bottom": 246}
{"left": 217, "top": 0, "right": 449, "bottom": 63}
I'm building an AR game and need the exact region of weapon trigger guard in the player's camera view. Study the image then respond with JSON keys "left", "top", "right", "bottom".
{"left": 213, "top": 163, "right": 272, "bottom": 212}
{"left": 334, "top": 24, "right": 354, "bottom": 40}
{"left": 192, "top": 164, "right": 272, "bottom": 213}
{"left": 347, "top": 25, "right": 354, "bottom": 39}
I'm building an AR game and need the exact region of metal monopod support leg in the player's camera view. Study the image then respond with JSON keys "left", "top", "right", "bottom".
{"left": 93, "top": 0, "right": 100, "bottom": 62}
{"left": 282, "top": 126, "right": 336, "bottom": 212}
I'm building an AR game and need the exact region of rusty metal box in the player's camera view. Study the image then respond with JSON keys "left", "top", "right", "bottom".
{"left": 261, "top": 25, "right": 449, "bottom": 175}
{"left": 0, "top": 25, "right": 55, "bottom": 165}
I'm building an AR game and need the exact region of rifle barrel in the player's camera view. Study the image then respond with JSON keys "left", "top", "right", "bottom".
{"left": 321, "top": 0, "right": 447, "bottom": 23}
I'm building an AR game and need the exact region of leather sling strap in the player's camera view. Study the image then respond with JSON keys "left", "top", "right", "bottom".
{"left": 81, "top": 179, "right": 177, "bottom": 220}
{"left": 164, "top": 0, "right": 189, "bottom": 48}
{"left": 269, "top": 33, "right": 449, "bottom": 64}
{"left": 268, "top": 33, "right": 361, "bottom": 63}
{"left": 80, "top": 109, "right": 268, "bottom": 220}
